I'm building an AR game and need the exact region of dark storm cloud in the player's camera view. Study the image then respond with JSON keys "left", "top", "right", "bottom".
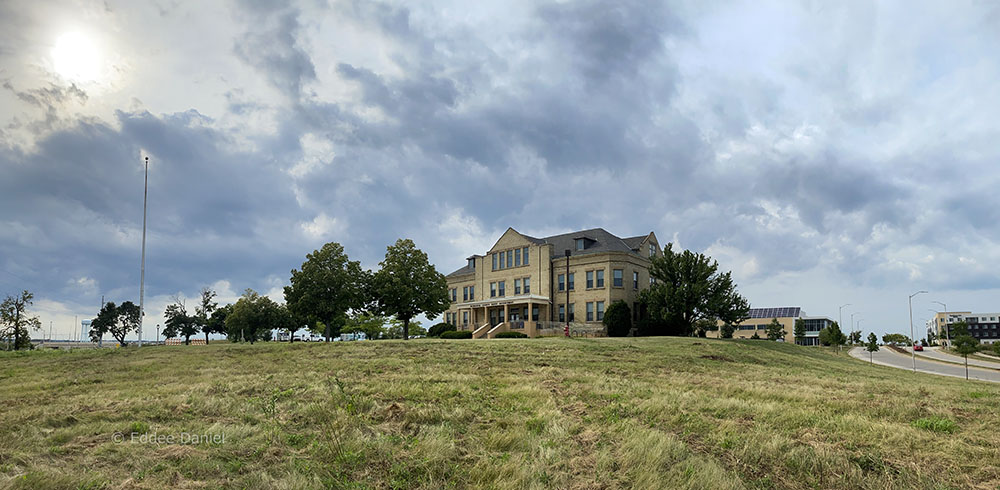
{"left": 233, "top": 1, "right": 316, "bottom": 101}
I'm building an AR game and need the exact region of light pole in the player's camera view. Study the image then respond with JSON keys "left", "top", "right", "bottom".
{"left": 839, "top": 303, "right": 851, "bottom": 333}
{"left": 138, "top": 156, "right": 149, "bottom": 347}
{"left": 564, "top": 249, "right": 571, "bottom": 337}
{"left": 931, "top": 300, "right": 949, "bottom": 347}
{"left": 909, "top": 290, "right": 928, "bottom": 372}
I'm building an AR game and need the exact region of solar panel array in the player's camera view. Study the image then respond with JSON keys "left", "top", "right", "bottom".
{"left": 748, "top": 307, "right": 801, "bottom": 319}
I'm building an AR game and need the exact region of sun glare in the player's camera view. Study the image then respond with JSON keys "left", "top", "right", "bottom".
{"left": 51, "top": 32, "right": 101, "bottom": 82}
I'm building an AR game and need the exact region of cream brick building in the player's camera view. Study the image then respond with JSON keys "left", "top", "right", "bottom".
{"left": 443, "top": 228, "right": 661, "bottom": 338}
{"left": 705, "top": 307, "right": 835, "bottom": 345}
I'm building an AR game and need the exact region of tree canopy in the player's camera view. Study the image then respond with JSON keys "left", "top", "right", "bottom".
{"left": 793, "top": 318, "right": 806, "bottom": 344}
{"left": 226, "top": 289, "right": 288, "bottom": 343}
{"left": 284, "top": 242, "right": 367, "bottom": 341}
{"left": 0, "top": 290, "right": 42, "bottom": 350}
{"left": 603, "top": 300, "right": 632, "bottom": 337}
{"left": 765, "top": 318, "right": 786, "bottom": 341}
{"left": 865, "top": 332, "right": 879, "bottom": 364}
{"left": 819, "top": 322, "right": 847, "bottom": 346}
{"left": 163, "top": 299, "right": 198, "bottom": 344}
{"left": 90, "top": 301, "right": 141, "bottom": 345}
{"left": 638, "top": 243, "right": 750, "bottom": 336}
{"left": 195, "top": 287, "right": 220, "bottom": 344}
{"left": 953, "top": 334, "right": 980, "bottom": 380}
{"left": 881, "top": 333, "right": 911, "bottom": 345}
{"left": 370, "top": 239, "right": 449, "bottom": 340}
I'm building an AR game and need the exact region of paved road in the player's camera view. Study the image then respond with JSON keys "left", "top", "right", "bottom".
{"left": 849, "top": 347, "right": 1000, "bottom": 383}
{"left": 901, "top": 346, "right": 1000, "bottom": 369}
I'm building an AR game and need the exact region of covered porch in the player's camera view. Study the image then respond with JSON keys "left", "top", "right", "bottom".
{"left": 455, "top": 295, "right": 551, "bottom": 338}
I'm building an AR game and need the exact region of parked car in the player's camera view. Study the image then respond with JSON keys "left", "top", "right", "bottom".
{"left": 913, "top": 344, "right": 924, "bottom": 351}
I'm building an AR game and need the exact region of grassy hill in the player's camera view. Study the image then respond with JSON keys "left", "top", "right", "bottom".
{"left": 1, "top": 337, "right": 998, "bottom": 489}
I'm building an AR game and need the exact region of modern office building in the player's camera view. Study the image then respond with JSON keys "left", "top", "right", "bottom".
{"left": 706, "top": 307, "right": 835, "bottom": 345}
{"left": 926, "top": 311, "right": 1000, "bottom": 345}
{"left": 443, "top": 227, "right": 661, "bottom": 338}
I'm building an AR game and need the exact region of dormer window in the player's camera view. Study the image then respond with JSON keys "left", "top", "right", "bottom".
{"left": 649, "top": 244, "right": 655, "bottom": 257}
{"left": 468, "top": 258, "right": 475, "bottom": 268}
{"left": 576, "top": 238, "right": 585, "bottom": 250}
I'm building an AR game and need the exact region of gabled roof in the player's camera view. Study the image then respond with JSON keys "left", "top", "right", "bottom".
{"left": 538, "top": 228, "right": 640, "bottom": 260}
{"left": 446, "top": 264, "right": 475, "bottom": 278}
{"left": 622, "top": 235, "right": 647, "bottom": 251}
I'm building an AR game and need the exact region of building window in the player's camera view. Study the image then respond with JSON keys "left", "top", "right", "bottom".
{"left": 586, "top": 271, "right": 594, "bottom": 289}
{"left": 568, "top": 273, "right": 575, "bottom": 290}
{"left": 463, "top": 311, "right": 469, "bottom": 325}
{"left": 499, "top": 251, "right": 505, "bottom": 269}
{"left": 649, "top": 244, "right": 655, "bottom": 257}
{"left": 468, "top": 258, "right": 476, "bottom": 269}
{"left": 446, "top": 312, "right": 451, "bottom": 324}
{"left": 490, "top": 282, "right": 496, "bottom": 298}
{"left": 558, "top": 274, "right": 565, "bottom": 291}
{"left": 576, "top": 238, "right": 585, "bottom": 250}
{"left": 633, "top": 302, "right": 639, "bottom": 321}
{"left": 514, "top": 279, "right": 522, "bottom": 295}
{"left": 451, "top": 288, "right": 457, "bottom": 301}
{"left": 507, "top": 252, "right": 512, "bottom": 268}
{"left": 532, "top": 306, "right": 539, "bottom": 321}
{"left": 650, "top": 276, "right": 656, "bottom": 285}
{"left": 586, "top": 302, "right": 594, "bottom": 321}
{"left": 597, "top": 301, "right": 605, "bottom": 321}
{"left": 524, "top": 277, "right": 530, "bottom": 294}
{"left": 498, "top": 281, "right": 505, "bottom": 297}
{"left": 613, "top": 269, "right": 623, "bottom": 287}
{"left": 523, "top": 247, "right": 529, "bottom": 265}
{"left": 559, "top": 305, "right": 565, "bottom": 322}
{"left": 470, "top": 286, "right": 474, "bottom": 300}
{"left": 568, "top": 303, "right": 575, "bottom": 322}
{"left": 633, "top": 271, "right": 639, "bottom": 289}
{"left": 515, "top": 248, "right": 521, "bottom": 266}
{"left": 463, "top": 287, "right": 468, "bottom": 301}
{"left": 492, "top": 253, "right": 497, "bottom": 270}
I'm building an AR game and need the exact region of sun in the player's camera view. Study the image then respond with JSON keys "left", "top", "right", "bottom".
{"left": 51, "top": 32, "right": 101, "bottom": 82}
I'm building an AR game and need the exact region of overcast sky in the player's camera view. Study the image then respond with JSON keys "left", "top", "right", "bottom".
{"left": 2, "top": 0, "right": 999, "bottom": 341}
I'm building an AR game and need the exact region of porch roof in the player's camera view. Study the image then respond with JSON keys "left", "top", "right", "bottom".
{"left": 458, "top": 294, "right": 551, "bottom": 308}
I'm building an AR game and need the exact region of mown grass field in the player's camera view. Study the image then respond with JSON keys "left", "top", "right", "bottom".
{"left": 2, "top": 337, "right": 999, "bottom": 489}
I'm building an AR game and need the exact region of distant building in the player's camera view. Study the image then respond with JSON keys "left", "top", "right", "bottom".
{"left": 81, "top": 320, "right": 91, "bottom": 341}
{"left": 926, "top": 311, "right": 999, "bottom": 345}
{"left": 444, "top": 227, "right": 661, "bottom": 338}
{"left": 706, "top": 307, "right": 834, "bottom": 345}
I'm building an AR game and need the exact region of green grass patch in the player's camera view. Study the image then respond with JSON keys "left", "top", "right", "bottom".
{"left": 1, "top": 338, "right": 998, "bottom": 488}
{"left": 911, "top": 416, "right": 959, "bottom": 433}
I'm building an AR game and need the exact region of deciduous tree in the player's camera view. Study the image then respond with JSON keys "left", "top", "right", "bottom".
{"left": 720, "top": 323, "right": 735, "bottom": 339}
{"left": 865, "top": 332, "right": 879, "bottom": 364}
{"left": 226, "top": 289, "right": 282, "bottom": 343}
{"left": 0, "top": 290, "right": 42, "bottom": 350}
{"left": 849, "top": 330, "right": 862, "bottom": 345}
{"left": 638, "top": 243, "right": 750, "bottom": 336}
{"left": 370, "top": 239, "right": 449, "bottom": 340}
{"left": 90, "top": 301, "right": 141, "bottom": 346}
{"left": 163, "top": 298, "right": 198, "bottom": 345}
{"left": 284, "top": 242, "right": 366, "bottom": 342}
{"left": 195, "top": 287, "right": 219, "bottom": 344}
{"left": 819, "top": 322, "right": 847, "bottom": 346}
{"left": 953, "top": 335, "right": 980, "bottom": 380}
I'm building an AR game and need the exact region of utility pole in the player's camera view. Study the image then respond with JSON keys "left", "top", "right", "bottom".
{"left": 564, "top": 249, "right": 571, "bottom": 337}
{"left": 138, "top": 156, "right": 149, "bottom": 347}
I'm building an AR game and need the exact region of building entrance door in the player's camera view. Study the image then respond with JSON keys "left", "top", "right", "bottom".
{"left": 490, "top": 309, "right": 498, "bottom": 326}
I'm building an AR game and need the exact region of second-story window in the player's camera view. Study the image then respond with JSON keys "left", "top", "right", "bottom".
{"left": 613, "top": 269, "right": 623, "bottom": 287}
{"left": 492, "top": 254, "right": 497, "bottom": 270}
{"left": 451, "top": 288, "right": 457, "bottom": 301}
{"left": 463, "top": 287, "right": 468, "bottom": 301}
{"left": 507, "top": 252, "right": 512, "bottom": 268}
{"left": 524, "top": 277, "right": 530, "bottom": 294}
{"left": 499, "top": 251, "right": 505, "bottom": 269}
{"left": 514, "top": 279, "right": 521, "bottom": 295}
{"left": 586, "top": 271, "right": 594, "bottom": 289}
{"left": 558, "top": 274, "right": 565, "bottom": 291}
{"left": 498, "top": 281, "right": 505, "bottom": 297}
{"left": 633, "top": 271, "right": 639, "bottom": 289}
{"left": 523, "top": 247, "right": 529, "bottom": 265}
{"left": 470, "top": 285, "right": 474, "bottom": 300}
{"left": 596, "top": 270, "right": 604, "bottom": 288}
{"left": 515, "top": 248, "right": 521, "bottom": 266}
{"left": 568, "top": 273, "right": 575, "bottom": 290}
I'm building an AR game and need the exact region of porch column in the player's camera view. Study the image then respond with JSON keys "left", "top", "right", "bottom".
{"left": 527, "top": 299, "right": 535, "bottom": 337}
{"left": 503, "top": 303, "right": 509, "bottom": 325}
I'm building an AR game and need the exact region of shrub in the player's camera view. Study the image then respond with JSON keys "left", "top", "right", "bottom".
{"left": 495, "top": 331, "right": 527, "bottom": 338}
{"left": 428, "top": 322, "right": 456, "bottom": 337}
{"left": 912, "top": 416, "right": 958, "bottom": 433}
{"left": 440, "top": 331, "right": 472, "bottom": 339}
{"left": 603, "top": 300, "right": 632, "bottom": 337}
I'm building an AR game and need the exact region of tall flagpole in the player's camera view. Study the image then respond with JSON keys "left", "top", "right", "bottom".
{"left": 139, "top": 156, "right": 149, "bottom": 347}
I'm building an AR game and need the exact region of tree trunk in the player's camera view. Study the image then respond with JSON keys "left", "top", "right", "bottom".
{"left": 289, "top": 329, "right": 293, "bottom": 343}
{"left": 205, "top": 332, "right": 209, "bottom": 345}
{"left": 403, "top": 317, "right": 409, "bottom": 340}
{"left": 324, "top": 322, "right": 330, "bottom": 342}
{"left": 966, "top": 356, "right": 969, "bottom": 380}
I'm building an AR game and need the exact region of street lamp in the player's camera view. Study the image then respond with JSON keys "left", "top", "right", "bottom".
{"left": 138, "top": 156, "right": 149, "bottom": 347}
{"left": 931, "top": 300, "right": 949, "bottom": 347}
{"left": 564, "top": 249, "right": 571, "bottom": 337}
{"left": 839, "top": 303, "right": 851, "bottom": 332}
{"left": 909, "top": 290, "right": 928, "bottom": 372}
